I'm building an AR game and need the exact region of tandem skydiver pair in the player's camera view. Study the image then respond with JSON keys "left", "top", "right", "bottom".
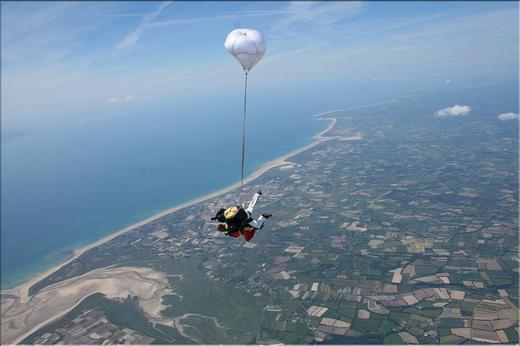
{"left": 211, "top": 191, "right": 272, "bottom": 241}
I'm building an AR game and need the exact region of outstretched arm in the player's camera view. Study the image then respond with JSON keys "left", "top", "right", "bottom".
{"left": 211, "top": 208, "right": 226, "bottom": 221}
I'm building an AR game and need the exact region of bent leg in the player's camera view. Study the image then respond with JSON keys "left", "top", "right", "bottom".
{"left": 228, "top": 231, "right": 241, "bottom": 238}
{"left": 245, "top": 192, "right": 261, "bottom": 215}
{"left": 249, "top": 215, "right": 266, "bottom": 229}
{"left": 242, "top": 229, "right": 256, "bottom": 241}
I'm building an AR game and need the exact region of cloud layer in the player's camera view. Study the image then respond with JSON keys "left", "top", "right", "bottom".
{"left": 1, "top": 2, "right": 518, "bottom": 128}
{"left": 497, "top": 112, "right": 519, "bottom": 121}
{"left": 436, "top": 105, "right": 471, "bottom": 117}
{"left": 107, "top": 95, "right": 155, "bottom": 103}
{"left": 116, "top": 1, "right": 172, "bottom": 50}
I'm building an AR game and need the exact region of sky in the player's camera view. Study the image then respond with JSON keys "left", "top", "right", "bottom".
{"left": 1, "top": 1, "right": 518, "bottom": 130}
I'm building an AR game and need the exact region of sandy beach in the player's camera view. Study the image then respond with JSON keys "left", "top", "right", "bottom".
{"left": 1, "top": 115, "right": 338, "bottom": 304}
{"left": 2, "top": 266, "right": 173, "bottom": 344}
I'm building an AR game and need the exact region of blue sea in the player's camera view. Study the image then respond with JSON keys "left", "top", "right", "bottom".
{"left": 1, "top": 85, "right": 356, "bottom": 288}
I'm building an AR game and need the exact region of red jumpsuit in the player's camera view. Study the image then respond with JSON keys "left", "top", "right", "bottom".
{"left": 228, "top": 226, "right": 256, "bottom": 241}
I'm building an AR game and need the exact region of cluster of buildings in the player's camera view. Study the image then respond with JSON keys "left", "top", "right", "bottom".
{"left": 32, "top": 309, "right": 154, "bottom": 345}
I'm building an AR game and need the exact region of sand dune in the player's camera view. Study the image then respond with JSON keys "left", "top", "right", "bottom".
{"left": 1, "top": 266, "right": 172, "bottom": 345}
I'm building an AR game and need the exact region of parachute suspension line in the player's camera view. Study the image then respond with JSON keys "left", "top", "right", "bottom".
{"left": 240, "top": 71, "right": 249, "bottom": 205}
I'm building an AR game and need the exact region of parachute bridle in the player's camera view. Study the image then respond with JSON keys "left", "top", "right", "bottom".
{"left": 239, "top": 70, "right": 248, "bottom": 205}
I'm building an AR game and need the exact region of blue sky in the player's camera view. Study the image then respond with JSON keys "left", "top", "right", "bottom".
{"left": 1, "top": 1, "right": 518, "bottom": 129}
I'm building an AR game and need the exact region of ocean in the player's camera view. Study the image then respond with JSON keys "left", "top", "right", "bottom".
{"left": 0, "top": 95, "right": 330, "bottom": 288}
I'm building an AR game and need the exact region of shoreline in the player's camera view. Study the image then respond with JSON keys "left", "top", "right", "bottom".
{"left": 2, "top": 114, "right": 339, "bottom": 302}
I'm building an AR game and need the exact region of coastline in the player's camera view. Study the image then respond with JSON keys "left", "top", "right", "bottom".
{"left": 2, "top": 115, "right": 338, "bottom": 302}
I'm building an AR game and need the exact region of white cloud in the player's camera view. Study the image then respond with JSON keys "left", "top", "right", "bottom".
{"left": 436, "top": 105, "right": 471, "bottom": 117}
{"left": 392, "top": 46, "right": 415, "bottom": 51}
{"left": 394, "top": 9, "right": 518, "bottom": 41}
{"left": 107, "top": 95, "right": 154, "bottom": 103}
{"left": 269, "top": 1, "right": 364, "bottom": 34}
{"left": 116, "top": 2, "right": 171, "bottom": 50}
{"left": 0, "top": 2, "right": 105, "bottom": 68}
{"left": 498, "top": 112, "right": 519, "bottom": 121}
{"left": 149, "top": 2, "right": 364, "bottom": 36}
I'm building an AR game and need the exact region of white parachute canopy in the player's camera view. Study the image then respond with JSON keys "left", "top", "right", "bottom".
{"left": 224, "top": 28, "right": 266, "bottom": 73}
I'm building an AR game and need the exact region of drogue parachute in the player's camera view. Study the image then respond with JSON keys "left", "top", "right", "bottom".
{"left": 224, "top": 28, "right": 266, "bottom": 73}
{"left": 224, "top": 28, "right": 266, "bottom": 204}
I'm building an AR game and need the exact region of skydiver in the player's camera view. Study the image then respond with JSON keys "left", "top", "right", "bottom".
{"left": 211, "top": 191, "right": 271, "bottom": 240}
{"left": 217, "top": 213, "right": 272, "bottom": 241}
{"left": 211, "top": 190, "right": 262, "bottom": 228}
